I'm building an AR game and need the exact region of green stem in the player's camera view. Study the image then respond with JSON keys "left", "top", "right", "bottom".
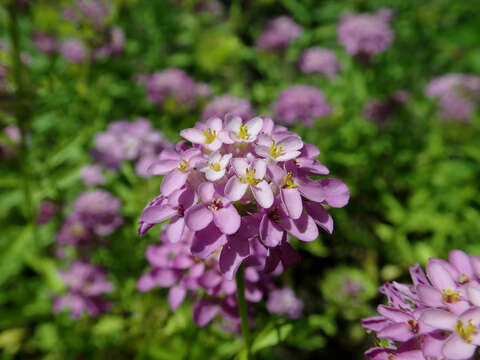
{"left": 235, "top": 265, "right": 252, "bottom": 359}
{"left": 7, "top": 2, "right": 34, "bottom": 220}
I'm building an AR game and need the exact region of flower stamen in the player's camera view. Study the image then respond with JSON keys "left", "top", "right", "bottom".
{"left": 203, "top": 129, "right": 217, "bottom": 144}
{"left": 238, "top": 124, "right": 249, "bottom": 140}
{"left": 456, "top": 319, "right": 476, "bottom": 343}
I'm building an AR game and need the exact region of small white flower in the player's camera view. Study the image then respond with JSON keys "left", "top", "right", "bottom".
{"left": 200, "top": 152, "right": 232, "bottom": 181}
{"left": 224, "top": 116, "right": 263, "bottom": 143}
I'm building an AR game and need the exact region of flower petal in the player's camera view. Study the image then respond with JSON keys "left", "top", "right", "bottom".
{"left": 260, "top": 215, "right": 284, "bottom": 247}
{"left": 442, "top": 335, "right": 476, "bottom": 360}
{"left": 191, "top": 223, "right": 227, "bottom": 259}
{"left": 252, "top": 180, "right": 274, "bottom": 208}
{"left": 165, "top": 216, "right": 185, "bottom": 243}
{"left": 282, "top": 212, "right": 318, "bottom": 242}
{"left": 148, "top": 159, "right": 179, "bottom": 175}
{"left": 193, "top": 299, "right": 219, "bottom": 327}
{"left": 198, "top": 182, "right": 215, "bottom": 203}
{"left": 225, "top": 176, "right": 248, "bottom": 201}
{"left": 161, "top": 169, "right": 189, "bottom": 196}
{"left": 219, "top": 232, "right": 251, "bottom": 280}
{"left": 213, "top": 205, "right": 241, "bottom": 235}
{"left": 321, "top": 178, "right": 350, "bottom": 208}
{"left": 141, "top": 205, "right": 177, "bottom": 224}
{"left": 180, "top": 128, "right": 205, "bottom": 144}
{"left": 168, "top": 286, "right": 186, "bottom": 311}
{"left": 303, "top": 201, "right": 333, "bottom": 234}
{"left": 185, "top": 204, "right": 213, "bottom": 232}
{"left": 281, "top": 188, "right": 303, "bottom": 219}
{"left": 421, "top": 309, "right": 457, "bottom": 330}
{"left": 246, "top": 116, "right": 263, "bottom": 136}
{"left": 252, "top": 159, "right": 267, "bottom": 179}
{"left": 231, "top": 158, "right": 249, "bottom": 176}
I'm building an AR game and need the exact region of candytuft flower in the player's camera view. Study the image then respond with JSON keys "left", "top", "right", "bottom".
{"left": 362, "top": 249, "right": 480, "bottom": 360}
{"left": 256, "top": 16, "right": 303, "bottom": 52}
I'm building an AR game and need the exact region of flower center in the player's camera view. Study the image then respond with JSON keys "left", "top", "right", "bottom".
{"left": 281, "top": 172, "right": 298, "bottom": 189}
{"left": 208, "top": 199, "right": 223, "bottom": 211}
{"left": 456, "top": 319, "right": 476, "bottom": 343}
{"left": 442, "top": 289, "right": 460, "bottom": 303}
{"left": 70, "top": 224, "right": 85, "bottom": 236}
{"left": 178, "top": 159, "right": 189, "bottom": 173}
{"left": 203, "top": 128, "right": 217, "bottom": 144}
{"left": 407, "top": 319, "right": 419, "bottom": 334}
{"left": 177, "top": 205, "right": 185, "bottom": 217}
{"left": 268, "top": 208, "right": 282, "bottom": 223}
{"left": 458, "top": 274, "right": 470, "bottom": 284}
{"left": 210, "top": 162, "right": 222, "bottom": 171}
{"left": 241, "top": 168, "right": 260, "bottom": 185}
{"left": 269, "top": 142, "right": 283, "bottom": 159}
{"left": 238, "top": 124, "right": 249, "bottom": 140}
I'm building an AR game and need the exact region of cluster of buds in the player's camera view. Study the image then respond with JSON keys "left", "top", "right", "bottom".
{"left": 362, "top": 250, "right": 480, "bottom": 360}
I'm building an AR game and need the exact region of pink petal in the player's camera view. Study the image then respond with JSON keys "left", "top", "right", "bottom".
{"left": 213, "top": 205, "right": 241, "bottom": 235}
{"left": 168, "top": 286, "right": 186, "bottom": 311}
{"left": 426, "top": 261, "right": 457, "bottom": 291}
{"left": 282, "top": 212, "right": 318, "bottom": 242}
{"left": 303, "top": 201, "right": 333, "bottom": 234}
{"left": 191, "top": 223, "right": 227, "bottom": 259}
{"left": 321, "top": 178, "right": 350, "bottom": 208}
{"left": 361, "top": 316, "right": 390, "bottom": 332}
{"left": 377, "top": 305, "right": 413, "bottom": 322}
{"left": 280, "top": 136, "right": 303, "bottom": 151}
{"left": 206, "top": 117, "right": 223, "bottom": 131}
{"left": 442, "top": 335, "right": 476, "bottom": 360}
{"left": 468, "top": 286, "right": 480, "bottom": 306}
{"left": 245, "top": 116, "right": 263, "bottom": 136}
{"left": 260, "top": 215, "right": 284, "bottom": 247}
{"left": 281, "top": 188, "right": 303, "bottom": 219}
{"left": 224, "top": 176, "right": 248, "bottom": 201}
{"left": 252, "top": 159, "right": 267, "bottom": 179}
{"left": 185, "top": 204, "right": 213, "bottom": 232}
{"left": 148, "top": 159, "right": 179, "bottom": 175}
{"left": 165, "top": 216, "right": 185, "bottom": 243}
{"left": 219, "top": 233, "right": 250, "bottom": 280}
{"left": 141, "top": 205, "right": 177, "bottom": 224}
{"left": 251, "top": 180, "right": 274, "bottom": 208}
{"left": 449, "top": 250, "right": 473, "bottom": 277}
{"left": 378, "top": 323, "right": 413, "bottom": 342}
{"left": 180, "top": 128, "right": 205, "bottom": 144}
{"left": 161, "top": 169, "right": 189, "bottom": 196}
{"left": 417, "top": 285, "right": 444, "bottom": 307}
{"left": 459, "top": 308, "right": 480, "bottom": 327}
{"left": 137, "top": 271, "right": 156, "bottom": 292}
{"left": 231, "top": 158, "right": 249, "bottom": 176}
{"left": 193, "top": 299, "right": 219, "bottom": 327}
{"left": 298, "top": 179, "right": 325, "bottom": 202}
{"left": 421, "top": 309, "right": 457, "bottom": 330}
{"left": 198, "top": 182, "right": 215, "bottom": 203}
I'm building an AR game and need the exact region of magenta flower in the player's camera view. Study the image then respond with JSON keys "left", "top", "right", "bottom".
{"left": 202, "top": 95, "right": 254, "bottom": 121}
{"left": 267, "top": 287, "right": 304, "bottom": 319}
{"left": 139, "top": 113, "right": 348, "bottom": 283}
{"left": 60, "top": 39, "right": 87, "bottom": 63}
{"left": 273, "top": 85, "right": 332, "bottom": 126}
{"left": 256, "top": 16, "right": 303, "bottom": 52}
{"left": 362, "top": 249, "right": 480, "bottom": 360}
{"left": 53, "top": 261, "right": 113, "bottom": 319}
{"left": 298, "top": 47, "right": 341, "bottom": 78}
{"left": 337, "top": 9, "right": 394, "bottom": 57}
{"left": 80, "top": 164, "right": 105, "bottom": 186}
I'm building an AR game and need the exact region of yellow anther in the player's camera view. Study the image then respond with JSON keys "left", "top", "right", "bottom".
{"left": 456, "top": 319, "right": 476, "bottom": 343}
{"left": 238, "top": 124, "right": 249, "bottom": 140}
{"left": 241, "top": 168, "right": 260, "bottom": 186}
{"left": 178, "top": 159, "right": 189, "bottom": 173}
{"left": 442, "top": 289, "right": 460, "bottom": 303}
{"left": 71, "top": 224, "right": 85, "bottom": 236}
{"left": 203, "top": 128, "right": 217, "bottom": 144}
{"left": 282, "top": 172, "right": 298, "bottom": 189}
{"left": 269, "top": 142, "right": 283, "bottom": 159}
{"left": 210, "top": 162, "right": 221, "bottom": 171}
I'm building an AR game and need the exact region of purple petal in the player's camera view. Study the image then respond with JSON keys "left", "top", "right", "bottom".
{"left": 421, "top": 309, "right": 457, "bottom": 330}
{"left": 141, "top": 205, "right": 177, "bottom": 224}
{"left": 213, "top": 205, "right": 241, "bottom": 235}
{"left": 225, "top": 176, "right": 248, "bottom": 201}
{"left": 361, "top": 316, "right": 390, "bottom": 332}
{"left": 219, "top": 233, "right": 250, "bottom": 280}
{"left": 137, "top": 271, "right": 156, "bottom": 292}
{"left": 281, "top": 188, "right": 303, "bottom": 219}
{"left": 168, "top": 286, "right": 187, "bottom": 311}
{"left": 303, "top": 201, "right": 333, "bottom": 234}
{"left": 251, "top": 180, "right": 274, "bottom": 208}
{"left": 191, "top": 223, "right": 227, "bottom": 259}
{"left": 161, "top": 169, "right": 189, "bottom": 196}
{"left": 321, "top": 178, "right": 350, "bottom": 208}
{"left": 180, "top": 128, "right": 205, "bottom": 144}
{"left": 378, "top": 323, "right": 413, "bottom": 342}
{"left": 417, "top": 285, "right": 444, "bottom": 307}
{"left": 282, "top": 212, "right": 318, "bottom": 242}
{"left": 449, "top": 250, "right": 473, "bottom": 277}
{"left": 185, "top": 204, "right": 213, "bottom": 232}
{"left": 193, "top": 299, "right": 219, "bottom": 327}
{"left": 198, "top": 182, "right": 215, "bottom": 203}
{"left": 442, "top": 335, "right": 476, "bottom": 360}
{"left": 148, "top": 159, "right": 178, "bottom": 175}
{"left": 165, "top": 216, "right": 185, "bottom": 243}
{"left": 426, "top": 261, "right": 456, "bottom": 291}
{"left": 260, "top": 215, "right": 284, "bottom": 247}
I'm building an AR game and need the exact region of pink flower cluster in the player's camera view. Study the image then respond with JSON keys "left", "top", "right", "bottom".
{"left": 143, "top": 68, "right": 211, "bottom": 109}
{"left": 54, "top": 261, "right": 114, "bottom": 319}
{"left": 202, "top": 95, "right": 254, "bottom": 122}
{"left": 91, "top": 117, "right": 172, "bottom": 178}
{"left": 426, "top": 74, "right": 480, "bottom": 123}
{"left": 138, "top": 114, "right": 348, "bottom": 314}
{"left": 256, "top": 16, "right": 303, "bottom": 52}
{"left": 337, "top": 9, "right": 394, "bottom": 57}
{"left": 137, "top": 227, "right": 286, "bottom": 327}
{"left": 298, "top": 47, "right": 341, "bottom": 78}
{"left": 362, "top": 250, "right": 480, "bottom": 360}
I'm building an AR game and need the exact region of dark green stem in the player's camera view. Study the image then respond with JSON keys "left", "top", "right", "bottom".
{"left": 7, "top": 2, "right": 34, "bottom": 220}
{"left": 235, "top": 265, "right": 252, "bottom": 359}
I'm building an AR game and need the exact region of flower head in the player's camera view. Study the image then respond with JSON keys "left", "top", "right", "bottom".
{"left": 298, "top": 47, "right": 341, "bottom": 78}
{"left": 256, "top": 16, "right": 303, "bottom": 52}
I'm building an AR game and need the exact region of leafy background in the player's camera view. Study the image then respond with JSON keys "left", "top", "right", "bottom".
{"left": 1, "top": 0, "right": 480, "bottom": 359}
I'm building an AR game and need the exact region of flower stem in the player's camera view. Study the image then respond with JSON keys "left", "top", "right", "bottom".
{"left": 235, "top": 265, "right": 253, "bottom": 359}
{"left": 7, "top": 2, "right": 34, "bottom": 220}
